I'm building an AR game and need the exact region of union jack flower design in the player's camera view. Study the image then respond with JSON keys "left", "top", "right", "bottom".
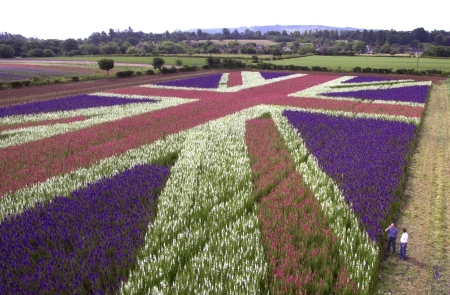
{"left": 0, "top": 71, "right": 429, "bottom": 294}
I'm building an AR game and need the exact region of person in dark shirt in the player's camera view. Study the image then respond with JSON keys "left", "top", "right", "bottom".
{"left": 385, "top": 223, "right": 398, "bottom": 254}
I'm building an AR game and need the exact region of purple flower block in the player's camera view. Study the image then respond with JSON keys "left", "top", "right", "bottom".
{"left": 0, "top": 95, "right": 157, "bottom": 118}
{"left": 343, "top": 76, "right": 396, "bottom": 83}
{"left": 156, "top": 73, "right": 223, "bottom": 88}
{"left": 260, "top": 71, "right": 294, "bottom": 80}
{"left": 283, "top": 110, "right": 416, "bottom": 242}
{"left": 320, "top": 85, "right": 429, "bottom": 103}
{"left": 0, "top": 163, "right": 170, "bottom": 294}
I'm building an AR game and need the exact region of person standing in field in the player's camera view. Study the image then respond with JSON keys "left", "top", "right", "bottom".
{"left": 385, "top": 223, "right": 398, "bottom": 254}
{"left": 400, "top": 227, "right": 409, "bottom": 260}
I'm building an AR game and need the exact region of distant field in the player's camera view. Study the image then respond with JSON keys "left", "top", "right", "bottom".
{"left": 191, "top": 39, "right": 279, "bottom": 46}
{"left": 270, "top": 55, "right": 450, "bottom": 72}
{"left": 35, "top": 56, "right": 208, "bottom": 67}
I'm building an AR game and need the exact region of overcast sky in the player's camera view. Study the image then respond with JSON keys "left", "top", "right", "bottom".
{"left": 2, "top": 0, "right": 448, "bottom": 40}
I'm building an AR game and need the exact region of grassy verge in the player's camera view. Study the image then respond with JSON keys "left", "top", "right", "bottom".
{"left": 376, "top": 80, "right": 450, "bottom": 294}
{"left": 269, "top": 55, "right": 450, "bottom": 72}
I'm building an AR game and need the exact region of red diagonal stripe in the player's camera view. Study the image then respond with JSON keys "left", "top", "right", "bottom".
{"left": 227, "top": 72, "right": 243, "bottom": 87}
{"left": 1, "top": 75, "right": 336, "bottom": 196}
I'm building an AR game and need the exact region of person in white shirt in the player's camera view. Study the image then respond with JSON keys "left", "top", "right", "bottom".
{"left": 400, "top": 227, "right": 408, "bottom": 260}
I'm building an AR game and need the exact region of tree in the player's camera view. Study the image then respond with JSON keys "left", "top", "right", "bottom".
{"left": 352, "top": 41, "right": 367, "bottom": 54}
{"left": 152, "top": 57, "right": 165, "bottom": 71}
{"left": 98, "top": 58, "right": 114, "bottom": 77}
{"left": 100, "top": 42, "right": 120, "bottom": 55}
{"left": 222, "top": 28, "right": 230, "bottom": 39}
{"left": 62, "top": 38, "right": 79, "bottom": 51}
{"left": 0, "top": 44, "right": 15, "bottom": 58}
{"left": 175, "top": 59, "right": 183, "bottom": 67}
{"left": 125, "top": 46, "right": 140, "bottom": 55}
{"left": 271, "top": 48, "right": 282, "bottom": 57}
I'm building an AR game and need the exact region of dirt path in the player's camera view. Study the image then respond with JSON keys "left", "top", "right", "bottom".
{"left": 377, "top": 79, "right": 450, "bottom": 294}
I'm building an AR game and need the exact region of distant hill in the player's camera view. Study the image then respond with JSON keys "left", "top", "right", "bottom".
{"left": 186, "top": 24, "right": 365, "bottom": 34}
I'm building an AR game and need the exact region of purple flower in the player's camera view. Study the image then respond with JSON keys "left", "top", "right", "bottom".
{"left": 0, "top": 164, "right": 170, "bottom": 294}
{"left": 343, "top": 76, "right": 396, "bottom": 83}
{"left": 0, "top": 95, "right": 157, "bottom": 118}
{"left": 259, "top": 72, "right": 294, "bottom": 80}
{"left": 320, "top": 85, "right": 429, "bottom": 103}
{"left": 283, "top": 110, "right": 416, "bottom": 242}
{"left": 156, "top": 73, "right": 223, "bottom": 88}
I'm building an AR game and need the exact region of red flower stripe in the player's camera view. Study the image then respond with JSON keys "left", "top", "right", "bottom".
{"left": 245, "top": 117, "right": 355, "bottom": 294}
{"left": 0, "top": 116, "right": 87, "bottom": 132}
{"left": 0, "top": 75, "right": 338, "bottom": 196}
{"left": 227, "top": 72, "right": 243, "bottom": 87}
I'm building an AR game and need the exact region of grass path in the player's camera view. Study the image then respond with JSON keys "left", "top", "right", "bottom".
{"left": 376, "top": 79, "right": 450, "bottom": 294}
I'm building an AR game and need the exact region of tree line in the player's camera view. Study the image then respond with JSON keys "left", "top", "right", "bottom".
{"left": 1, "top": 26, "right": 450, "bottom": 58}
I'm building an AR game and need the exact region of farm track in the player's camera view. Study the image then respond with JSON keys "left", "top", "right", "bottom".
{"left": 0, "top": 70, "right": 223, "bottom": 107}
{"left": 377, "top": 80, "right": 450, "bottom": 294}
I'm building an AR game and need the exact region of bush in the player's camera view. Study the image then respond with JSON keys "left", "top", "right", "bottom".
{"left": 22, "top": 80, "right": 32, "bottom": 87}
{"left": 202, "top": 65, "right": 210, "bottom": 70}
{"left": 258, "top": 62, "right": 273, "bottom": 70}
{"left": 372, "top": 68, "right": 392, "bottom": 74}
{"left": 145, "top": 69, "right": 155, "bottom": 75}
{"left": 180, "top": 65, "right": 198, "bottom": 72}
{"left": 311, "top": 66, "right": 328, "bottom": 72}
{"left": 161, "top": 66, "right": 178, "bottom": 74}
{"left": 136, "top": 71, "right": 142, "bottom": 76}
{"left": 71, "top": 76, "right": 80, "bottom": 82}
{"left": 152, "top": 57, "right": 165, "bottom": 70}
{"left": 222, "top": 58, "right": 246, "bottom": 69}
{"left": 9, "top": 81, "right": 23, "bottom": 88}
{"left": 206, "top": 56, "right": 222, "bottom": 68}
{"left": 353, "top": 66, "right": 362, "bottom": 73}
{"left": 362, "top": 67, "right": 372, "bottom": 73}
{"left": 115, "top": 70, "right": 134, "bottom": 78}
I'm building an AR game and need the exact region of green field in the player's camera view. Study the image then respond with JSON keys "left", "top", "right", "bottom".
{"left": 37, "top": 56, "right": 211, "bottom": 67}
{"left": 25, "top": 55, "right": 450, "bottom": 72}
{"left": 270, "top": 55, "right": 450, "bottom": 72}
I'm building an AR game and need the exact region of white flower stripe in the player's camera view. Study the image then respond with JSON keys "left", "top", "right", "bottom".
{"left": 0, "top": 96, "right": 196, "bottom": 148}
{"left": 140, "top": 71, "right": 306, "bottom": 93}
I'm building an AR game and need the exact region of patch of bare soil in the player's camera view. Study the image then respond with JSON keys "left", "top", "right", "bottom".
{"left": 376, "top": 79, "right": 450, "bottom": 294}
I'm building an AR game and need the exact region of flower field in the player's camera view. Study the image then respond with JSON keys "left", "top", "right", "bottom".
{"left": 0, "top": 71, "right": 430, "bottom": 294}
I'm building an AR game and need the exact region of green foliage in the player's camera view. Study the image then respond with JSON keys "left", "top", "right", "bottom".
{"left": 352, "top": 41, "right": 367, "bottom": 54}
{"left": 251, "top": 55, "right": 259, "bottom": 63}
{"left": 98, "top": 58, "right": 115, "bottom": 77}
{"left": 311, "top": 66, "right": 328, "bottom": 72}
{"left": 115, "top": 70, "right": 134, "bottom": 78}
{"left": 43, "top": 49, "right": 56, "bottom": 57}
{"left": 206, "top": 56, "right": 222, "bottom": 68}
{"left": 9, "top": 81, "right": 23, "bottom": 88}
{"left": 179, "top": 65, "right": 198, "bottom": 72}
{"left": 156, "top": 41, "right": 188, "bottom": 54}
{"left": 125, "top": 46, "right": 140, "bottom": 55}
{"left": 175, "top": 59, "right": 183, "bottom": 67}
{"left": 0, "top": 44, "right": 15, "bottom": 58}
{"left": 145, "top": 69, "right": 155, "bottom": 75}
{"left": 100, "top": 42, "right": 120, "bottom": 55}
{"left": 160, "top": 66, "right": 178, "bottom": 74}
{"left": 152, "top": 57, "right": 165, "bottom": 70}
